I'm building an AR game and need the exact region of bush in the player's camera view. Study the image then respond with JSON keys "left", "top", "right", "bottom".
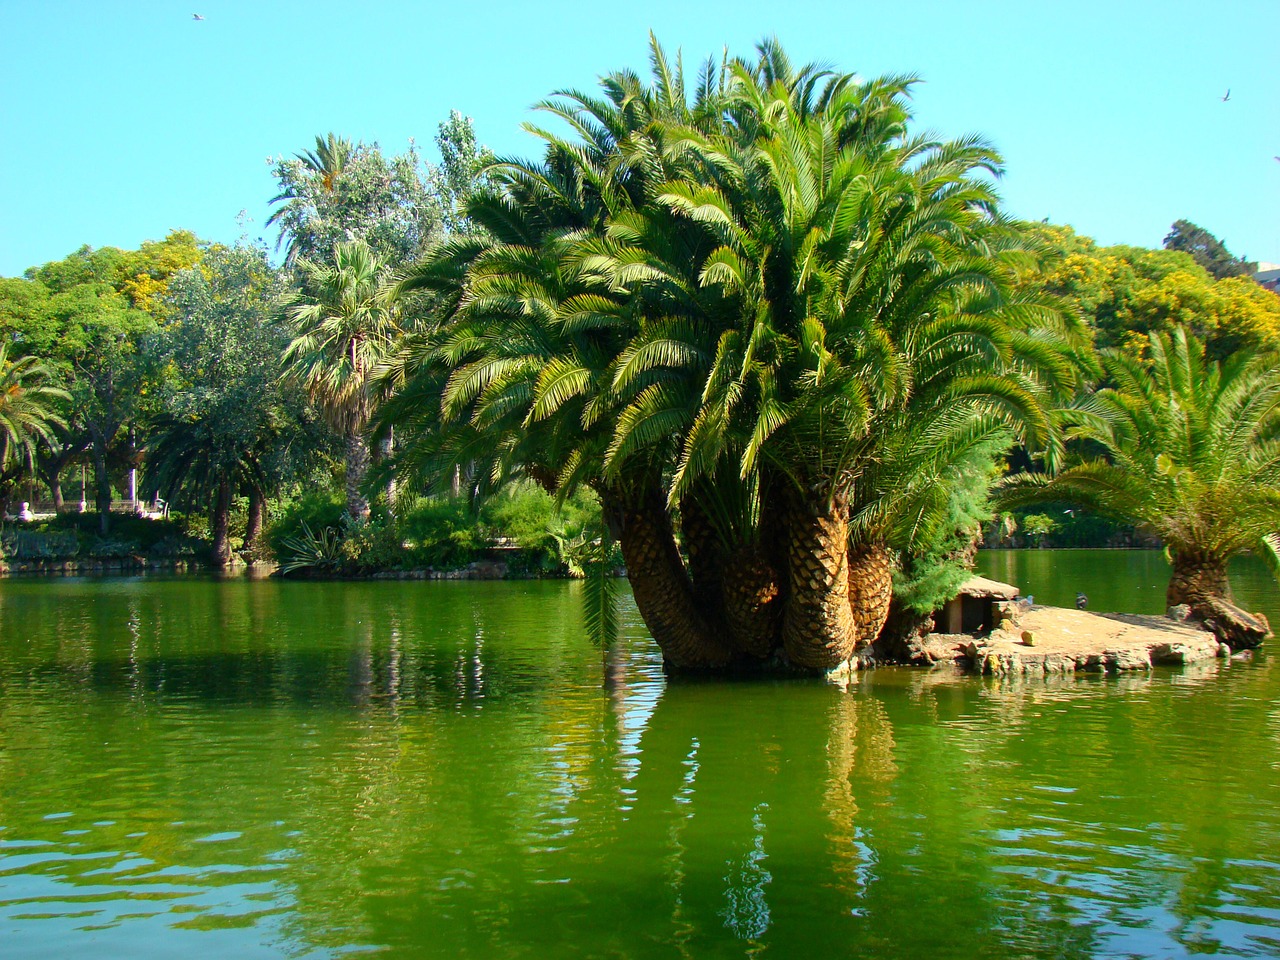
{"left": 266, "top": 490, "right": 347, "bottom": 559}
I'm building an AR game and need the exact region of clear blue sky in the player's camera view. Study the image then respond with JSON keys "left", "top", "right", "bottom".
{"left": 2, "top": 0, "right": 1277, "bottom": 277}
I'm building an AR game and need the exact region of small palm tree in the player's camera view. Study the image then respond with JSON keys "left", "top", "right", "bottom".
{"left": 0, "top": 344, "right": 69, "bottom": 477}
{"left": 283, "top": 240, "right": 400, "bottom": 520}
{"left": 999, "top": 327, "right": 1280, "bottom": 644}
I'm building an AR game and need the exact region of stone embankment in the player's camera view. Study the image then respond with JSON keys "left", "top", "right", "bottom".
{"left": 0, "top": 557, "right": 200, "bottom": 576}
{"left": 922, "top": 604, "right": 1240, "bottom": 676}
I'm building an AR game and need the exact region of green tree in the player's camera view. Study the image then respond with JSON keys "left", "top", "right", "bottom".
{"left": 148, "top": 244, "right": 299, "bottom": 565}
{"left": 998, "top": 327, "right": 1280, "bottom": 646}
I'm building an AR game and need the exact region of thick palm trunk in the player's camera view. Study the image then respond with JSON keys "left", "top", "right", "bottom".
{"left": 345, "top": 432, "right": 371, "bottom": 520}
{"left": 1168, "top": 548, "right": 1270, "bottom": 648}
{"left": 1166, "top": 549, "right": 1232, "bottom": 608}
{"left": 782, "top": 492, "right": 858, "bottom": 669}
{"left": 211, "top": 479, "right": 232, "bottom": 569}
{"left": 722, "top": 544, "right": 783, "bottom": 659}
{"left": 679, "top": 492, "right": 727, "bottom": 628}
{"left": 616, "top": 487, "right": 733, "bottom": 670}
{"left": 848, "top": 542, "right": 895, "bottom": 648}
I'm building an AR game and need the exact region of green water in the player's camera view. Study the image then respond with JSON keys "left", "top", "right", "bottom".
{"left": 0, "top": 553, "right": 1278, "bottom": 959}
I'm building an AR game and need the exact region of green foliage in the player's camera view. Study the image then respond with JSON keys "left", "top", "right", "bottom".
{"left": 267, "top": 490, "right": 347, "bottom": 559}
{"left": 1163, "top": 219, "right": 1255, "bottom": 281}
{"left": 278, "top": 521, "right": 345, "bottom": 576}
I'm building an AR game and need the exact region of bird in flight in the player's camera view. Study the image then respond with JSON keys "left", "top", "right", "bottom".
{"left": 193, "top": 13, "right": 204, "bottom": 20}
{"left": 1221, "top": 89, "right": 1230, "bottom": 102}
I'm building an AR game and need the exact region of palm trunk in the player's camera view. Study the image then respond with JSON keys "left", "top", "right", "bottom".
{"left": 1166, "top": 549, "right": 1232, "bottom": 608}
{"left": 679, "top": 492, "right": 727, "bottom": 628}
{"left": 782, "top": 490, "right": 858, "bottom": 669}
{"left": 211, "top": 479, "right": 232, "bottom": 569}
{"left": 345, "top": 431, "right": 371, "bottom": 521}
{"left": 1168, "top": 548, "right": 1270, "bottom": 648}
{"left": 722, "top": 544, "right": 783, "bottom": 659}
{"left": 246, "top": 489, "right": 266, "bottom": 546}
{"left": 615, "top": 486, "right": 734, "bottom": 670}
{"left": 848, "top": 542, "right": 895, "bottom": 648}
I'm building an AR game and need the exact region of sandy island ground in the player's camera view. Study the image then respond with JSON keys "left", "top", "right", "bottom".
{"left": 920, "top": 605, "right": 1234, "bottom": 676}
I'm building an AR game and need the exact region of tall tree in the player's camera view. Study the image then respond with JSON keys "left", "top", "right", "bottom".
{"left": 283, "top": 240, "right": 400, "bottom": 520}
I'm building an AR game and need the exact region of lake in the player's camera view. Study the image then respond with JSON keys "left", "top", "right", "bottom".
{"left": 1, "top": 551, "right": 1278, "bottom": 958}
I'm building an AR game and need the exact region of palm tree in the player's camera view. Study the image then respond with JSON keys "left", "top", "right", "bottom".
{"left": 267, "top": 133, "right": 355, "bottom": 264}
{"left": 283, "top": 240, "right": 400, "bottom": 520}
{"left": 642, "top": 44, "right": 1076, "bottom": 668}
{"left": 0, "top": 345, "right": 69, "bottom": 495}
{"left": 998, "top": 327, "right": 1279, "bottom": 646}
{"left": 382, "top": 38, "right": 1077, "bottom": 673}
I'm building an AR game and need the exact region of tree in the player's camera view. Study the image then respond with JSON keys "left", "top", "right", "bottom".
{"left": 283, "top": 240, "right": 400, "bottom": 520}
{"left": 383, "top": 37, "right": 1077, "bottom": 672}
{"left": 1163, "top": 219, "right": 1255, "bottom": 281}
{"left": 148, "top": 243, "right": 299, "bottom": 565}
{"left": 0, "top": 344, "right": 69, "bottom": 505}
{"left": 998, "top": 327, "right": 1279, "bottom": 647}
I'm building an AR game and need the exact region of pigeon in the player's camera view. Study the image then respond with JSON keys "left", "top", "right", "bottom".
{"left": 193, "top": 13, "right": 205, "bottom": 20}
{"left": 1221, "top": 89, "right": 1230, "bottom": 102}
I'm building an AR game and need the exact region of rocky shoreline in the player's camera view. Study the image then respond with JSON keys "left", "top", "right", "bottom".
{"left": 921, "top": 604, "right": 1248, "bottom": 676}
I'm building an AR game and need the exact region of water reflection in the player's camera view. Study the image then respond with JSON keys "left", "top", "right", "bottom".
{"left": 0, "top": 577, "right": 1278, "bottom": 958}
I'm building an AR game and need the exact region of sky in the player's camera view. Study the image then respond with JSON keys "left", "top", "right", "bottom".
{"left": 1, "top": 0, "right": 1277, "bottom": 277}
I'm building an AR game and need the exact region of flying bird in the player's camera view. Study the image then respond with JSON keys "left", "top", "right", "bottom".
{"left": 193, "top": 13, "right": 204, "bottom": 20}
{"left": 1221, "top": 89, "right": 1230, "bottom": 102}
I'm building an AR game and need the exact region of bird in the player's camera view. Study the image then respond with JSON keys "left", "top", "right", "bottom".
{"left": 1221, "top": 89, "right": 1231, "bottom": 102}
{"left": 192, "top": 13, "right": 204, "bottom": 20}
{"left": 1076, "top": 592, "right": 1089, "bottom": 610}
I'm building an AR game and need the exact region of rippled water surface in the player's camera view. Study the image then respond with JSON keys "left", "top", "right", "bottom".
{"left": 1, "top": 553, "right": 1278, "bottom": 958}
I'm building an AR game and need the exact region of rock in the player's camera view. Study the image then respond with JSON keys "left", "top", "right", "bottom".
{"left": 1166, "top": 604, "right": 1192, "bottom": 621}
{"left": 1020, "top": 630, "right": 1036, "bottom": 646}
{"left": 1151, "top": 642, "right": 1197, "bottom": 665}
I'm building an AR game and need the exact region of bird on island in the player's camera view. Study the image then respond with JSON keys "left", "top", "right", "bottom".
{"left": 193, "top": 13, "right": 204, "bottom": 20}
{"left": 1076, "top": 592, "right": 1088, "bottom": 610}
{"left": 1221, "top": 89, "right": 1231, "bottom": 102}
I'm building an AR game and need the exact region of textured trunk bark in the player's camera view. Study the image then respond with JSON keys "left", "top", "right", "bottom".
{"left": 345, "top": 432, "right": 371, "bottom": 520}
{"left": 679, "top": 492, "right": 727, "bottom": 628}
{"left": 1166, "top": 549, "right": 1232, "bottom": 608}
{"left": 1167, "top": 549, "right": 1270, "bottom": 648}
{"left": 246, "top": 489, "right": 266, "bottom": 546}
{"left": 722, "top": 543, "right": 783, "bottom": 659}
{"left": 211, "top": 479, "right": 232, "bottom": 569}
{"left": 848, "top": 542, "right": 895, "bottom": 648}
{"left": 616, "top": 487, "right": 734, "bottom": 670}
{"left": 782, "top": 490, "right": 858, "bottom": 669}
{"left": 48, "top": 475, "right": 63, "bottom": 512}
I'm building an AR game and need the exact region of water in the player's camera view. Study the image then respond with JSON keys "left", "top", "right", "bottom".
{"left": 0, "top": 553, "right": 1277, "bottom": 959}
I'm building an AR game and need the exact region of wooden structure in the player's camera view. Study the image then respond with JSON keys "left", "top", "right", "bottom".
{"left": 939, "top": 575, "right": 1020, "bottom": 634}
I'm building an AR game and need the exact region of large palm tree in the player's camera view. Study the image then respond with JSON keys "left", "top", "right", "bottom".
{"left": 640, "top": 46, "right": 1076, "bottom": 668}
{"left": 382, "top": 38, "right": 1077, "bottom": 673}
{"left": 999, "top": 327, "right": 1279, "bottom": 646}
{"left": 0, "top": 344, "right": 69, "bottom": 483}
{"left": 283, "top": 239, "right": 400, "bottom": 520}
